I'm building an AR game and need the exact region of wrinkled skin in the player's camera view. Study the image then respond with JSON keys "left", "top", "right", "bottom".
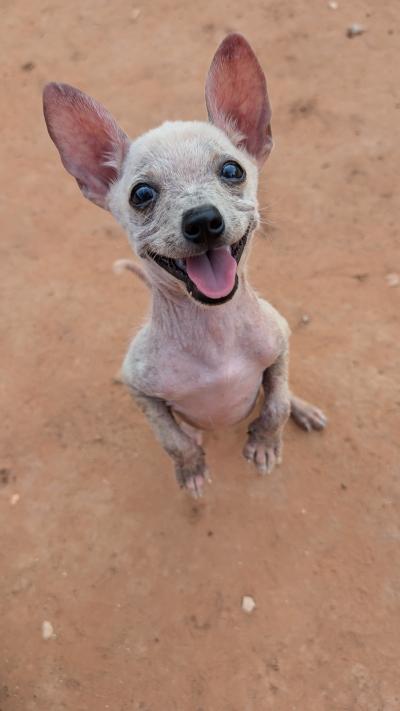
{"left": 43, "top": 33, "right": 327, "bottom": 497}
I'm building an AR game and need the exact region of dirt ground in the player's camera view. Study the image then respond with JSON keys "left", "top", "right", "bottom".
{"left": 1, "top": 1, "right": 399, "bottom": 709}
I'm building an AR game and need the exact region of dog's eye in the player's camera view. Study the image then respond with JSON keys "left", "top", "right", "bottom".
{"left": 220, "top": 161, "right": 245, "bottom": 182}
{"left": 130, "top": 183, "right": 158, "bottom": 208}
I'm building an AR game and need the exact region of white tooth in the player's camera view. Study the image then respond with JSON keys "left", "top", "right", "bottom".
{"left": 175, "top": 259, "right": 186, "bottom": 270}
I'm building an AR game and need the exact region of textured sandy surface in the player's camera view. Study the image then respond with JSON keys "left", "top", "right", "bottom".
{"left": 1, "top": 1, "right": 399, "bottom": 709}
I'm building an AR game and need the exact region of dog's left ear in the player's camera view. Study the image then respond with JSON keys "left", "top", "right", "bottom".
{"left": 205, "top": 34, "right": 272, "bottom": 165}
{"left": 43, "top": 83, "right": 129, "bottom": 208}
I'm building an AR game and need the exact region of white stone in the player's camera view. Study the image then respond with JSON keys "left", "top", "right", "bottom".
{"left": 242, "top": 595, "right": 256, "bottom": 613}
{"left": 42, "top": 620, "right": 55, "bottom": 640}
{"left": 386, "top": 273, "right": 399, "bottom": 287}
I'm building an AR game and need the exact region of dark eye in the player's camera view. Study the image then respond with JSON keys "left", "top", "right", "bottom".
{"left": 129, "top": 183, "right": 158, "bottom": 208}
{"left": 220, "top": 161, "right": 245, "bottom": 182}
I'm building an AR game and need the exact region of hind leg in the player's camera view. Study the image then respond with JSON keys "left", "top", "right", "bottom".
{"left": 179, "top": 419, "right": 203, "bottom": 447}
{"left": 290, "top": 395, "right": 327, "bottom": 431}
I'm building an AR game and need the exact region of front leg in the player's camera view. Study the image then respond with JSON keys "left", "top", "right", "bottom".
{"left": 243, "top": 351, "right": 290, "bottom": 475}
{"left": 129, "top": 386, "right": 207, "bottom": 497}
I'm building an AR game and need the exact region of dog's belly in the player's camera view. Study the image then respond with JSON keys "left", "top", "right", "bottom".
{"left": 165, "top": 363, "right": 263, "bottom": 430}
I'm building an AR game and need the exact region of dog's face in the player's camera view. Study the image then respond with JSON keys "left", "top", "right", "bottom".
{"left": 108, "top": 121, "right": 260, "bottom": 304}
{"left": 43, "top": 34, "right": 273, "bottom": 305}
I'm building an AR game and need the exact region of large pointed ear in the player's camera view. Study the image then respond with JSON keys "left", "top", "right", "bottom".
{"left": 205, "top": 34, "right": 272, "bottom": 165}
{"left": 43, "top": 83, "right": 130, "bottom": 208}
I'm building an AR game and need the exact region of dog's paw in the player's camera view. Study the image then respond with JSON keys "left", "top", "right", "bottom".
{"left": 243, "top": 432, "right": 283, "bottom": 476}
{"left": 290, "top": 396, "right": 327, "bottom": 431}
{"left": 175, "top": 447, "right": 209, "bottom": 498}
{"left": 182, "top": 468, "right": 211, "bottom": 498}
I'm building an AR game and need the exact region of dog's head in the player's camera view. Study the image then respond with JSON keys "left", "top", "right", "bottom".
{"left": 43, "top": 34, "right": 272, "bottom": 305}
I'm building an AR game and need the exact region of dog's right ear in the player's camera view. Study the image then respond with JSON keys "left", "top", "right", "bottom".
{"left": 205, "top": 34, "right": 272, "bottom": 166}
{"left": 43, "top": 83, "right": 129, "bottom": 209}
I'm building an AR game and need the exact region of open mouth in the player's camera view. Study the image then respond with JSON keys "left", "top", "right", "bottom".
{"left": 147, "top": 226, "right": 250, "bottom": 305}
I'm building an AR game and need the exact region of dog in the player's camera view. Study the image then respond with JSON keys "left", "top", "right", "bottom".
{"left": 43, "top": 33, "right": 326, "bottom": 496}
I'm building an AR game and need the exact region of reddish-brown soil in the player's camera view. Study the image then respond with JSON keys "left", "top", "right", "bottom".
{"left": 1, "top": 1, "right": 399, "bottom": 709}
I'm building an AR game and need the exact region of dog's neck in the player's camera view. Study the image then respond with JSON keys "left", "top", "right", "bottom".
{"left": 149, "top": 274, "right": 257, "bottom": 350}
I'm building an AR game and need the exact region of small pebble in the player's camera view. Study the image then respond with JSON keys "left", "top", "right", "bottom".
{"left": 301, "top": 314, "right": 311, "bottom": 324}
{"left": 346, "top": 24, "right": 365, "bottom": 38}
{"left": 385, "top": 272, "right": 399, "bottom": 287}
{"left": 328, "top": 0, "right": 338, "bottom": 9}
{"left": 42, "top": 620, "right": 55, "bottom": 640}
{"left": 242, "top": 595, "right": 256, "bottom": 614}
{"left": 353, "top": 272, "right": 369, "bottom": 282}
{"left": 21, "top": 61, "right": 35, "bottom": 72}
{"left": 130, "top": 7, "right": 141, "bottom": 21}
{"left": 10, "top": 493, "right": 20, "bottom": 506}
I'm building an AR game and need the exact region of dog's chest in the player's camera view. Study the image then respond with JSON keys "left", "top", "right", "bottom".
{"left": 165, "top": 355, "right": 262, "bottom": 428}
{"left": 124, "top": 292, "right": 285, "bottom": 429}
{"left": 149, "top": 327, "right": 277, "bottom": 429}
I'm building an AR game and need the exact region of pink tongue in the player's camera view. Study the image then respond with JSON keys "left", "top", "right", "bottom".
{"left": 186, "top": 247, "right": 237, "bottom": 299}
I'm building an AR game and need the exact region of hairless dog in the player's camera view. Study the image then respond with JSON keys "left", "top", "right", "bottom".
{"left": 43, "top": 33, "right": 326, "bottom": 496}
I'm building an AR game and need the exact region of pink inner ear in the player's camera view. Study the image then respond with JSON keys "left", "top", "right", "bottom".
{"left": 205, "top": 34, "right": 272, "bottom": 164}
{"left": 43, "top": 83, "right": 129, "bottom": 207}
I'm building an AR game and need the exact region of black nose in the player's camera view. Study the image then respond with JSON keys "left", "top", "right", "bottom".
{"left": 182, "top": 204, "right": 225, "bottom": 244}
